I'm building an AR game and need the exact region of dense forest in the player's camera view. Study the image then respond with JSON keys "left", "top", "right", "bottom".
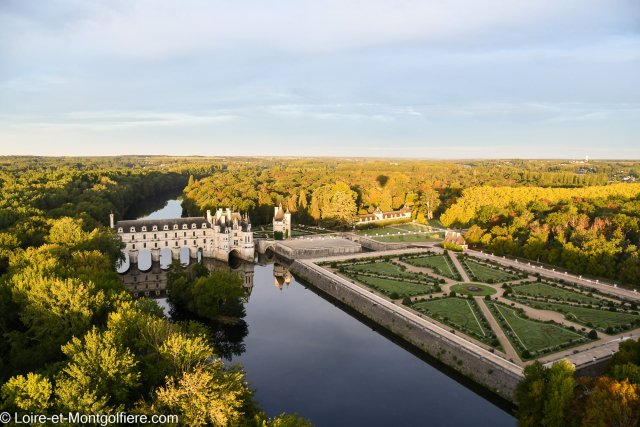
{"left": 442, "top": 185, "right": 640, "bottom": 285}
{"left": 0, "top": 157, "right": 309, "bottom": 426}
{"left": 516, "top": 339, "right": 640, "bottom": 427}
{"left": 181, "top": 158, "right": 637, "bottom": 227}
{"left": 181, "top": 158, "right": 640, "bottom": 285}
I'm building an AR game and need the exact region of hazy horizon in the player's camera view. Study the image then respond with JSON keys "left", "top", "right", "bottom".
{"left": 1, "top": 1, "right": 639, "bottom": 158}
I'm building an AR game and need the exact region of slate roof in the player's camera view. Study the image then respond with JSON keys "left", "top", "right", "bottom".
{"left": 115, "top": 217, "right": 208, "bottom": 232}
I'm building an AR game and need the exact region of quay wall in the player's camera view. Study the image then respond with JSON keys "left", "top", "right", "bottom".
{"left": 289, "top": 260, "right": 524, "bottom": 402}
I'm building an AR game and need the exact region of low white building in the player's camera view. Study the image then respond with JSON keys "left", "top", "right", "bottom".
{"left": 112, "top": 208, "right": 255, "bottom": 264}
{"left": 355, "top": 206, "right": 411, "bottom": 225}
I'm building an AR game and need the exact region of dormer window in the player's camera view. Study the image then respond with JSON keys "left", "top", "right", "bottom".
{"left": 152, "top": 226, "right": 158, "bottom": 231}
{"left": 141, "top": 226, "right": 147, "bottom": 232}
{"left": 130, "top": 227, "right": 135, "bottom": 232}
{"left": 191, "top": 224, "right": 197, "bottom": 229}
{"left": 163, "top": 225, "right": 169, "bottom": 231}
{"left": 201, "top": 223, "right": 207, "bottom": 228}
{"left": 182, "top": 224, "right": 188, "bottom": 230}
{"left": 173, "top": 224, "right": 178, "bottom": 230}
{"left": 117, "top": 227, "right": 123, "bottom": 233}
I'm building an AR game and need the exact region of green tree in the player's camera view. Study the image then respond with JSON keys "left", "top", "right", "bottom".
{"left": 1, "top": 373, "right": 53, "bottom": 411}
{"left": 56, "top": 328, "right": 140, "bottom": 412}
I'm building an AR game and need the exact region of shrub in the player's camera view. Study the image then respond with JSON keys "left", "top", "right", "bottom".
{"left": 588, "top": 329, "right": 598, "bottom": 339}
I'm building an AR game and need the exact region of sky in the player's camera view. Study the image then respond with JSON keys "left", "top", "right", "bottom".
{"left": 0, "top": 0, "right": 639, "bottom": 158}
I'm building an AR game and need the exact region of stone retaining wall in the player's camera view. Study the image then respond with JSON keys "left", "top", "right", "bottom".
{"left": 289, "top": 260, "right": 524, "bottom": 402}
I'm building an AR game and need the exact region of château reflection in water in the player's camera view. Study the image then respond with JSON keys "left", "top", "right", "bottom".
{"left": 120, "top": 257, "right": 294, "bottom": 361}
{"left": 119, "top": 257, "right": 256, "bottom": 299}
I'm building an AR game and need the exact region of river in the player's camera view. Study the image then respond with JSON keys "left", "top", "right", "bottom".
{"left": 120, "top": 198, "right": 516, "bottom": 426}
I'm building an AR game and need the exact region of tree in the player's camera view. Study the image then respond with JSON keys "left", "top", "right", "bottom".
{"left": 1, "top": 373, "right": 52, "bottom": 411}
{"left": 581, "top": 377, "right": 640, "bottom": 427}
{"left": 516, "top": 361, "right": 548, "bottom": 427}
{"left": 152, "top": 366, "right": 248, "bottom": 427}
{"left": 542, "top": 359, "right": 575, "bottom": 427}
{"left": 56, "top": 328, "right": 141, "bottom": 412}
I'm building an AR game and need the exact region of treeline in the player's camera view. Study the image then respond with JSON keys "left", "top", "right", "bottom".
{"left": 439, "top": 185, "right": 640, "bottom": 285}
{"left": 0, "top": 157, "right": 310, "bottom": 426}
{"left": 517, "top": 339, "right": 640, "bottom": 427}
{"left": 181, "top": 159, "right": 633, "bottom": 226}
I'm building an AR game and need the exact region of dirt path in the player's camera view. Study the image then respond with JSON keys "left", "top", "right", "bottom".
{"left": 475, "top": 297, "right": 521, "bottom": 364}
{"left": 448, "top": 251, "right": 471, "bottom": 282}
{"left": 394, "top": 259, "right": 455, "bottom": 284}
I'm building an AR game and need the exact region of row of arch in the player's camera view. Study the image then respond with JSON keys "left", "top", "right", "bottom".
{"left": 116, "top": 247, "right": 245, "bottom": 274}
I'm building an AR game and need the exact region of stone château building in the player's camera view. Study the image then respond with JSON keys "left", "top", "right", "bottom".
{"left": 272, "top": 202, "right": 292, "bottom": 239}
{"left": 355, "top": 206, "right": 411, "bottom": 225}
{"left": 112, "top": 207, "right": 255, "bottom": 263}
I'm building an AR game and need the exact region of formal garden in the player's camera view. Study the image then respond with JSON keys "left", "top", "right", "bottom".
{"left": 486, "top": 301, "right": 592, "bottom": 359}
{"left": 327, "top": 256, "right": 441, "bottom": 299}
{"left": 507, "top": 298, "right": 640, "bottom": 334}
{"left": 509, "top": 282, "right": 604, "bottom": 304}
{"left": 318, "top": 250, "right": 640, "bottom": 362}
{"left": 459, "top": 256, "right": 524, "bottom": 283}
{"left": 410, "top": 297, "right": 500, "bottom": 348}
{"left": 399, "top": 253, "right": 462, "bottom": 280}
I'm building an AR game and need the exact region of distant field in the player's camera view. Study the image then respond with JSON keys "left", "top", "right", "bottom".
{"left": 488, "top": 302, "right": 587, "bottom": 357}
{"left": 412, "top": 298, "right": 496, "bottom": 346}
{"left": 403, "top": 254, "right": 458, "bottom": 279}
{"left": 462, "top": 258, "right": 519, "bottom": 283}
{"left": 512, "top": 282, "right": 604, "bottom": 304}
{"left": 350, "top": 274, "right": 433, "bottom": 298}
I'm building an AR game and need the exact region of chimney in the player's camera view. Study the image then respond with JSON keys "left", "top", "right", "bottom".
{"left": 109, "top": 213, "right": 115, "bottom": 228}
{"left": 206, "top": 210, "right": 212, "bottom": 223}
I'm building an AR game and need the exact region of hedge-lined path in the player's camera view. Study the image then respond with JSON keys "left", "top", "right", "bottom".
{"left": 475, "top": 297, "right": 521, "bottom": 364}
{"left": 494, "top": 291, "right": 589, "bottom": 333}
{"left": 448, "top": 251, "right": 471, "bottom": 282}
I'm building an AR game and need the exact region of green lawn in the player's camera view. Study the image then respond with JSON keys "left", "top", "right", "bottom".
{"left": 371, "top": 234, "right": 441, "bottom": 243}
{"left": 462, "top": 258, "right": 518, "bottom": 283}
{"left": 394, "top": 223, "right": 430, "bottom": 232}
{"left": 403, "top": 255, "right": 458, "bottom": 279}
{"left": 341, "top": 261, "right": 424, "bottom": 281}
{"left": 412, "top": 298, "right": 497, "bottom": 346}
{"left": 349, "top": 274, "right": 433, "bottom": 298}
{"left": 512, "top": 282, "right": 604, "bottom": 304}
{"left": 513, "top": 299, "right": 640, "bottom": 332}
{"left": 356, "top": 227, "right": 407, "bottom": 236}
{"left": 450, "top": 283, "right": 497, "bottom": 297}
{"left": 488, "top": 302, "right": 587, "bottom": 356}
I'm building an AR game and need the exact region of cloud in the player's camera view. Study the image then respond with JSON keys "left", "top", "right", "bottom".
{"left": 2, "top": 0, "right": 639, "bottom": 60}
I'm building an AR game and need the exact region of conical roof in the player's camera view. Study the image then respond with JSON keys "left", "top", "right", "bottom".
{"left": 274, "top": 202, "right": 285, "bottom": 221}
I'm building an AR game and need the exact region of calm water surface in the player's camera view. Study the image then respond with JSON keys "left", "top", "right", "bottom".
{"left": 126, "top": 199, "right": 516, "bottom": 426}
